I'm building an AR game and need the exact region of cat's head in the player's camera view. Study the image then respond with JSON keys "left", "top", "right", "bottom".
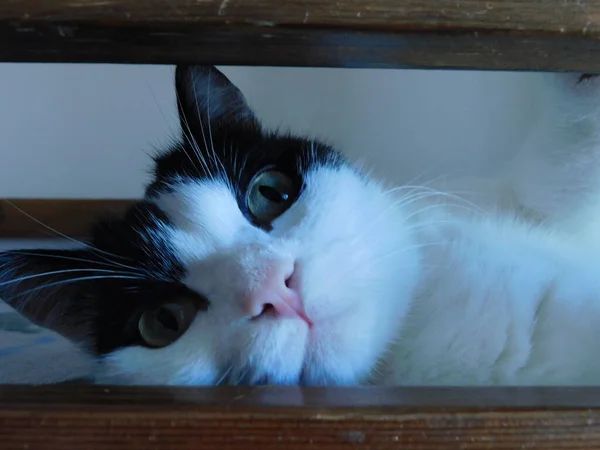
{"left": 0, "top": 65, "right": 419, "bottom": 386}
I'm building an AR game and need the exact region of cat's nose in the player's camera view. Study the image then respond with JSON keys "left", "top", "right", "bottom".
{"left": 242, "top": 262, "right": 312, "bottom": 326}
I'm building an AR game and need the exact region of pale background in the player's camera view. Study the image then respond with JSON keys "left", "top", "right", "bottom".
{"left": 0, "top": 64, "right": 546, "bottom": 199}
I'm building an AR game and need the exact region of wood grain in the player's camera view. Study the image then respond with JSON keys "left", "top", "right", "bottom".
{"left": 0, "top": 199, "right": 134, "bottom": 238}
{"left": 1, "top": 0, "right": 600, "bottom": 70}
{"left": 1, "top": 385, "right": 600, "bottom": 449}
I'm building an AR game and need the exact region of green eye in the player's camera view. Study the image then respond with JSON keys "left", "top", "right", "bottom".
{"left": 138, "top": 298, "right": 197, "bottom": 348}
{"left": 247, "top": 169, "right": 297, "bottom": 224}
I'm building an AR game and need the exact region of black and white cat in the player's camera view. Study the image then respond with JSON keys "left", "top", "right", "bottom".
{"left": 2, "top": 66, "right": 600, "bottom": 386}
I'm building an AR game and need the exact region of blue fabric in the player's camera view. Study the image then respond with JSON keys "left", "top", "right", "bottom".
{"left": 0, "top": 336, "right": 57, "bottom": 357}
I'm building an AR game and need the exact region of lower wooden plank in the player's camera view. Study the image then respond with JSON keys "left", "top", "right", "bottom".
{"left": 1, "top": 385, "right": 600, "bottom": 449}
{"left": 0, "top": 199, "right": 135, "bottom": 239}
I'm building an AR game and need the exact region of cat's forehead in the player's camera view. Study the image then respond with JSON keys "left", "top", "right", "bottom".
{"left": 146, "top": 129, "right": 340, "bottom": 198}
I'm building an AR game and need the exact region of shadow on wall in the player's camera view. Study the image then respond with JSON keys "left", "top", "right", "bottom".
{"left": 0, "top": 64, "right": 545, "bottom": 198}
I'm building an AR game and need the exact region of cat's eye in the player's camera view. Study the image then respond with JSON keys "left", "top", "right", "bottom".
{"left": 247, "top": 169, "right": 297, "bottom": 224}
{"left": 138, "top": 298, "right": 197, "bottom": 348}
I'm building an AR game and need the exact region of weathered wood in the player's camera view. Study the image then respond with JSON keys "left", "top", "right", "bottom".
{"left": 1, "top": 385, "right": 600, "bottom": 449}
{"left": 1, "top": 0, "right": 600, "bottom": 70}
{"left": 0, "top": 199, "right": 134, "bottom": 239}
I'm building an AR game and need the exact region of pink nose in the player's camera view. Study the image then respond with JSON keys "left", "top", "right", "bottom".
{"left": 242, "top": 262, "right": 312, "bottom": 326}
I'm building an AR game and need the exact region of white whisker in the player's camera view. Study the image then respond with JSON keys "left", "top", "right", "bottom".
{"left": 189, "top": 73, "right": 221, "bottom": 181}
{"left": 175, "top": 90, "right": 212, "bottom": 178}
{"left": 7, "top": 251, "right": 147, "bottom": 275}
{"left": 388, "top": 185, "right": 485, "bottom": 214}
{"left": 215, "top": 365, "right": 233, "bottom": 386}
{"left": 0, "top": 268, "right": 144, "bottom": 288}
{"left": 7, "top": 275, "right": 144, "bottom": 300}
{"left": 2, "top": 201, "right": 148, "bottom": 275}
{"left": 205, "top": 70, "right": 229, "bottom": 180}
{"left": 401, "top": 201, "right": 482, "bottom": 224}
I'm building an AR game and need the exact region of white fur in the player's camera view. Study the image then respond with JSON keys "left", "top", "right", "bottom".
{"left": 99, "top": 72, "right": 600, "bottom": 386}
{"left": 379, "top": 212, "right": 600, "bottom": 385}
{"left": 99, "top": 165, "right": 418, "bottom": 385}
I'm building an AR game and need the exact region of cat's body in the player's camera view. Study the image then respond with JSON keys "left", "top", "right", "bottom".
{"left": 2, "top": 66, "right": 600, "bottom": 386}
{"left": 380, "top": 205, "right": 600, "bottom": 385}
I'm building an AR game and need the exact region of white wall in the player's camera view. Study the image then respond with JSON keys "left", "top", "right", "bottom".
{"left": 0, "top": 64, "right": 546, "bottom": 198}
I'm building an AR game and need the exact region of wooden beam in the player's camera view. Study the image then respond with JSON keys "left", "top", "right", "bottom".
{"left": 0, "top": 199, "right": 134, "bottom": 239}
{"left": 1, "top": 0, "right": 600, "bottom": 70}
{"left": 1, "top": 385, "right": 600, "bottom": 449}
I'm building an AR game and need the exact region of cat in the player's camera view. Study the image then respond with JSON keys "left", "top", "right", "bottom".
{"left": 2, "top": 65, "right": 600, "bottom": 386}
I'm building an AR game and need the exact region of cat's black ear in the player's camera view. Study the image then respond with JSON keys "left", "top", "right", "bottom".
{"left": 175, "top": 65, "right": 258, "bottom": 136}
{"left": 0, "top": 249, "right": 103, "bottom": 345}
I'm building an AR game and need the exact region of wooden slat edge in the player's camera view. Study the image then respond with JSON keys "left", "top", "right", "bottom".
{"left": 1, "top": 0, "right": 600, "bottom": 70}
{"left": 0, "top": 199, "right": 136, "bottom": 239}
{"left": 1, "top": 385, "right": 600, "bottom": 449}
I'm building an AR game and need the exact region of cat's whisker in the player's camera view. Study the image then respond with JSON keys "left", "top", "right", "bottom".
{"left": 387, "top": 184, "right": 478, "bottom": 199}
{"left": 178, "top": 126, "right": 205, "bottom": 176}
{"left": 187, "top": 70, "right": 226, "bottom": 182}
{"left": 380, "top": 191, "right": 453, "bottom": 218}
{"left": 234, "top": 148, "right": 250, "bottom": 195}
{"left": 177, "top": 84, "right": 213, "bottom": 179}
{"left": 205, "top": 71, "right": 229, "bottom": 181}
{"left": 218, "top": 141, "right": 235, "bottom": 193}
{"left": 230, "top": 140, "right": 239, "bottom": 191}
{"left": 4, "top": 251, "right": 146, "bottom": 274}
{"left": 385, "top": 180, "right": 465, "bottom": 195}
{"left": 139, "top": 67, "right": 183, "bottom": 154}
{"left": 401, "top": 170, "right": 444, "bottom": 189}
{"left": 233, "top": 366, "right": 251, "bottom": 386}
{"left": 401, "top": 201, "right": 483, "bottom": 224}
{"left": 411, "top": 190, "right": 486, "bottom": 214}
{"left": 6, "top": 275, "right": 144, "bottom": 300}
{"left": 403, "top": 168, "right": 479, "bottom": 191}
{"left": 390, "top": 185, "right": 485, "bottom": 215}
{"left": 204, "top": 70, "right": 218, "bottom": 170}
{"left": 0, "top": 268, "right": 144, "bottom": 288}
{"left": 229, "top": 141, "right": 246, "bottom": 195}
{"left": 215, "top": 365, "right": 234, "bottom": 386}
{"left": 2, "top": 201, "right": 114, "bottom": 257}
{"left": 175, "top": 90, "right": 212, "bottom": 177}
{"left": 190, "top": 80, "right": 213, "bottom": 173}
{"left": 1, "top": 201, "right": 145, "bottom": 274}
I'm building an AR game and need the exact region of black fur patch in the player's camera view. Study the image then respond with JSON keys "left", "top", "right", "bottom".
{"left": 0, "top": 201, "right": 203, "bottom": 355}
{"left": 146, "top": 130, "right": 341, "bottom": 228}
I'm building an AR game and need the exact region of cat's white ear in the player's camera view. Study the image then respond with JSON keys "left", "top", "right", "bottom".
{"left": 174, "top": 65, "right": 258, "bottom": 136}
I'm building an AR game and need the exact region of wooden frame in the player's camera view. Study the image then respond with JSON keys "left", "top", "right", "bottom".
{"left": 0, "top": 199, "right": 134, "bottom": 239}
{"left": 0, "top": 0, "right": 599, "bottom": 70}
{"left": 3, "top": 384, "right": 600, "bottom": 448}
{"left": 3, "top": 0, "right": 600, "bottom": 448}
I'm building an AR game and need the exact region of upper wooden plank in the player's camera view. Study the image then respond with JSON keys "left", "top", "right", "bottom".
{"left": 3, "top": 0, "right": 599, "bottom": 32}
{"left": 0, "top": 199, "right": 133, "bottom": 239}
{"left": 2, "top": 385, "right": 600, "bottom": 449}
{"left": 1, "top": 0, "right": 600, "bottom": 70}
